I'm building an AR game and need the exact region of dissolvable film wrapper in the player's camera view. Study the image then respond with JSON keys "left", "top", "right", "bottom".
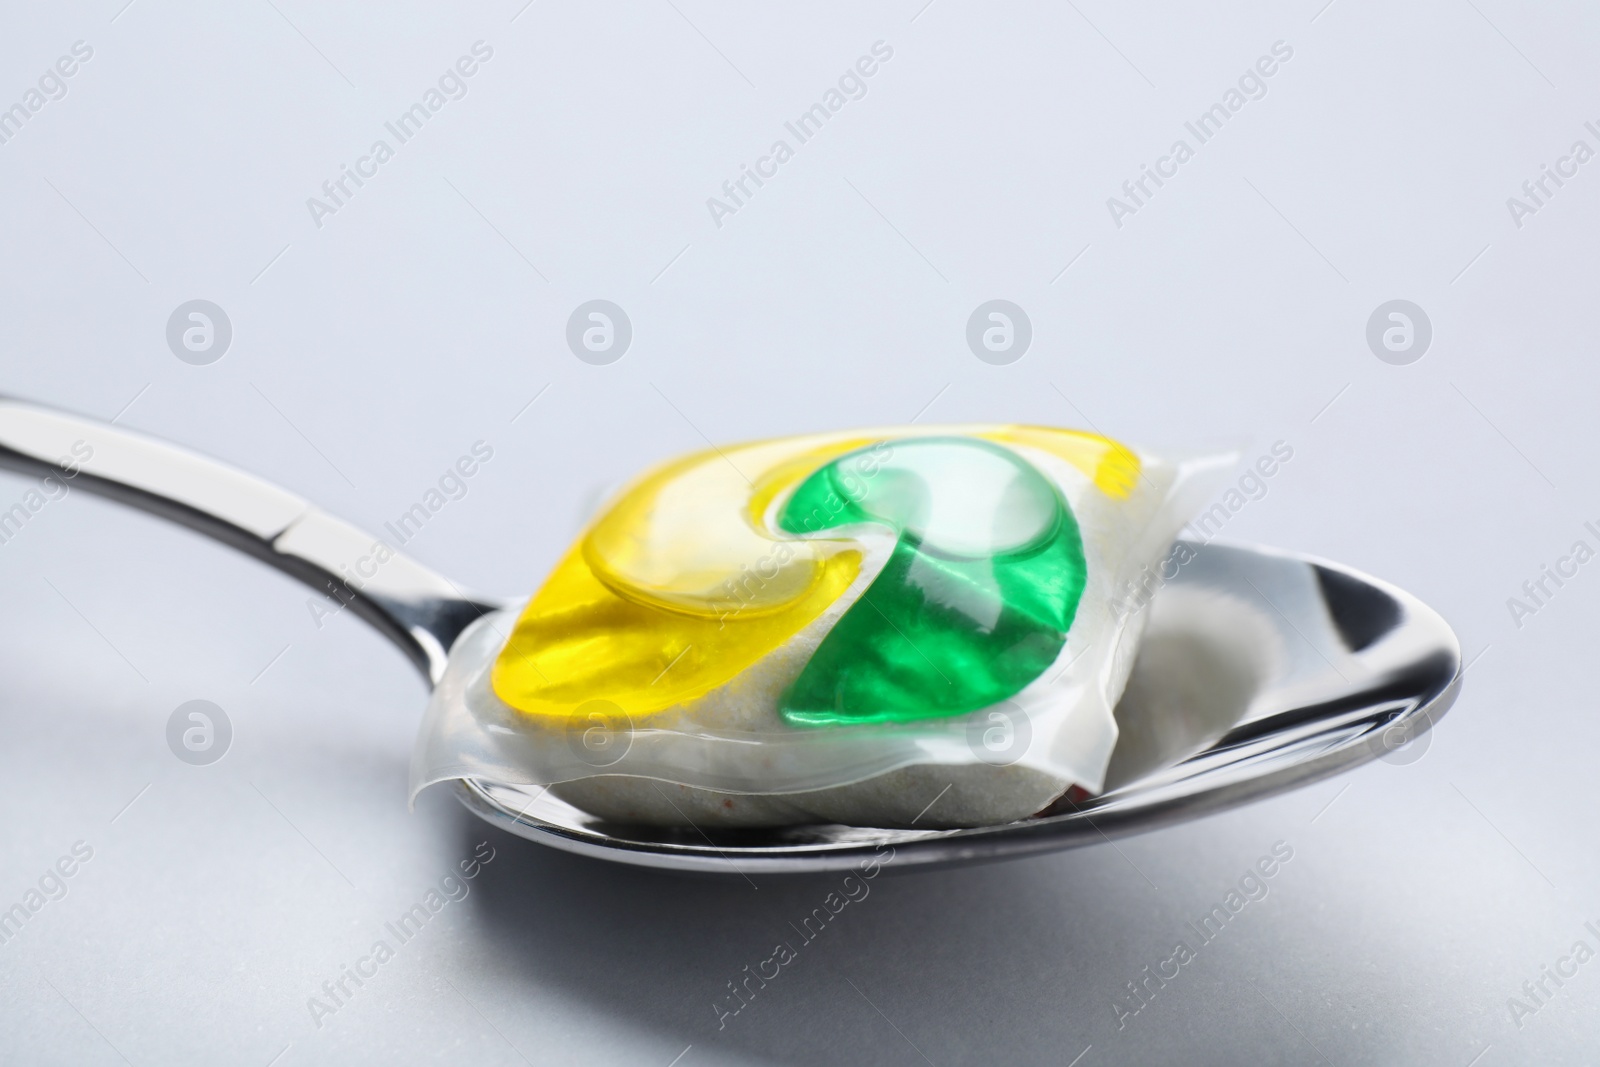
{"left": 410, "top": 425, "right": 1236, "bottom": 810}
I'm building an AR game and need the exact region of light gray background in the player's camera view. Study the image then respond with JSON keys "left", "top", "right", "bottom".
{"left": 0, "top": 1, "right": 1594, "bottom": 1064}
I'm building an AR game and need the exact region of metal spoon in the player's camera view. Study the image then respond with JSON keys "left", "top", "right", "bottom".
{"left": 0, "top": 397, "right": 1460, "bottom": 875}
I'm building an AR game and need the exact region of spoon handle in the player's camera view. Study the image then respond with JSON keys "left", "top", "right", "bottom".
{"left": 0, "top": 397, "right": 501, "bottom": 687}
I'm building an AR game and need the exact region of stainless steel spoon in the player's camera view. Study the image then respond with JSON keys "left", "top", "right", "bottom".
{"left": 0, "top": 397, "right": 1460, "bottom": 874}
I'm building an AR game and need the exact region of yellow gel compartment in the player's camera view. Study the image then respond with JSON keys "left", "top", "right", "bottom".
{"left": 491, "top": 425, "right": 1139, "bottom": 722}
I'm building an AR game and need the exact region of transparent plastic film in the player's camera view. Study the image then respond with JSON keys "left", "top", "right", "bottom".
{"left": 410, "top": 425, "right": 1237, "bottom": 828}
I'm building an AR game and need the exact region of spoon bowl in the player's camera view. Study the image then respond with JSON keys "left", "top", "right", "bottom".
{"left": 0, "top": 398, "right": 1459, "bottom": 874}
{"left": 456, "top": 540, "right": 1459, "bottom": 873}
